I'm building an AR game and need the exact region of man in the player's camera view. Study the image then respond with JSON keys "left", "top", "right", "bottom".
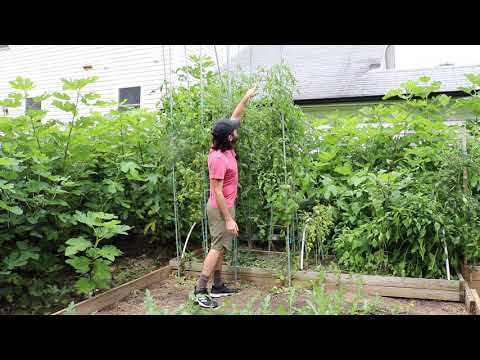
{"left": 193, "top": 86, "right": 257, "bottom": 309}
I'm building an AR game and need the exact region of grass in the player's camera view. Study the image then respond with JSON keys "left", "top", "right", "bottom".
{"left": 142, "top": 273, "right": 390, "bottom": 315}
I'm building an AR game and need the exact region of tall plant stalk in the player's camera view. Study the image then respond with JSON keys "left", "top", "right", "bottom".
{"left": 62, "top": 91, "right": 81, "bottom": 168}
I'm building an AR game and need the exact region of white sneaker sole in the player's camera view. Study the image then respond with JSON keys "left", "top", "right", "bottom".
{"left": 194, "top": 297, "right": 221, "bottom": 309}
{"left": 210, "top": 292, "right": 238, "bottom": 298}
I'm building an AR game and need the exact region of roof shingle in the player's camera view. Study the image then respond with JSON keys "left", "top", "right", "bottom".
{"left": 228, "top": 45, "right": 480, "bottom": 101}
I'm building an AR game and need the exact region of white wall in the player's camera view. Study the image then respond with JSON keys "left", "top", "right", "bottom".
{"left": 0, "top": 45, "right": 220, "bottom": 122}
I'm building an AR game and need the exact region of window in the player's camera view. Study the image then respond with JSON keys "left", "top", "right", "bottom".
{"left": 385, "top": 45, "right": 395, "bottom": 69}
{"left": 26, "top": 98, "right": 41, "bottom": 111}
{"left": 118, "top": 87, "right": 141, "bottom": 111}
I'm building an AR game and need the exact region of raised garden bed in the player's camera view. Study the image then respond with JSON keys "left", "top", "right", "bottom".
{"left": 52, "top": 251, "right": 480, "bottom": 315}
{"left": 171, "top": 257, "right": 462, "bottom": 302}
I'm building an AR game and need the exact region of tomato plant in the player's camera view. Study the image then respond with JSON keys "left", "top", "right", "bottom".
{"left": 1, "top": 57, "right": 480, "bottom": 313}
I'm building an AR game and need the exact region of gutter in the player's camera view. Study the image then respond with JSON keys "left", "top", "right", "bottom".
{"left": 293, "top": 90, "right": 476, "bottom": 106}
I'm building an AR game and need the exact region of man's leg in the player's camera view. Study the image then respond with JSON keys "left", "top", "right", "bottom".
{"left": 209, "top": 243, "right": 239, "bottom": 297}
{"left": 213, "top": 249, "right": 225, "bottom": 288}
{"left": 196, "top": 204, "right": 226, "bottom": 291}
{"left": 195, "top": 248, "right": 222, "bottom": 292}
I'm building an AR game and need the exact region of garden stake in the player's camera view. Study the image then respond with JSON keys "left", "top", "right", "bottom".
{"left": 300, "top": 218, "right": 311, "bottom": 271}
{"left": 268, "top": 206, "right": 273, "bottom": 253}
{"left": 163, "top": 45, "right": 182, "bottom": 277}
{"left": 181, "top": 222, "right": 197, "bottom": 260}
{"left": 442, "top": 228, "right": 451, "bottom": 280}
{"left": 199, "top": 45, "right": 210, "bottom": 258}
{"left": 281, "top": 112, "right": 292, "bottom": 289}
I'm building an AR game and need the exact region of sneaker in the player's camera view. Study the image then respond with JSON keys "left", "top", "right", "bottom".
{"left": 193, "top": 287, "right": 219, "bottom": 309}
{"left": 210, "top": 284, "right": 240, "bottom": 298}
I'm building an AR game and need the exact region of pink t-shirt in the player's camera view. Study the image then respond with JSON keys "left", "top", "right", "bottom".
{"left": 208, "top": 148, "right": 238, "bottom": 208}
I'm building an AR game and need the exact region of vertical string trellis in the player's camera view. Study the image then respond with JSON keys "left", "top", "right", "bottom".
{"left": 280, "top": 45, "right": 292, "bottom": 289}
{"left": 227, "top": 45, "right": 239, "bottom": 284}
{"left": 163, "top": 45, "right": 182, "bottom": 277}
{"left": 199, "top": 45, "right": 210, "bottom": 259}
{"left": 247, "top": 45, "right": 254, "bottom": 249}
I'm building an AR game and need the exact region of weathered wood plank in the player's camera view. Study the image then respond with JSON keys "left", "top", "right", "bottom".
{"left": 458, "top": 272, "right": 465, "bottom": 303}
{"left": 181, "top": 270, "right": 280, "bottom": 287}
{"left": 294, "top": 271, "right": 459, "bottom": 291}
{"left": 469, "top": 280, "right": 480, "bottom": 294}
{"left": 467, "top": 266, "right": 480, "bottom": 280}
{"left": 471, "top": 289, "right": 480, "bottom": 315}
{"left": 238, "top": 249, "right": 285, "bottom": 256}
{"left": 322, "top": 284, "right": 459, "bottom": 302}
{"left": 52, "top": 265, "right": 172, "bottom": 315}
{"left": 171, "top": 259, "right": 276, "bottom": 278}
{"left": 459, "top": 272, "right": 476, "bottom": 314}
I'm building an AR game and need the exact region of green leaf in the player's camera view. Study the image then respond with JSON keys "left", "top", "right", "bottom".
{"left": 0, "top": 93, "right": 23, "bottom": 108}
{"left": 3, "top": 244, "right": 40, "bottom": 270}
{"left": 0, "top": 200, "right": 23, "bottom": 215}
{"left": 437, "top": 94, "right": 450, "bottom": 106}
{"left": 317, "top": 151, "right": 336, "bottom": 162}
{"left": 92, "top": 259, "right": 111, "bottom": 289}
{"left": 75, "top": 277, "right": 96, "bottom": 294}
{"left": 120, "top": 161, "right": 140, "bottom": 175}
{"left": 350, "top": 176, "right": 366, "bottom": 187}
{"left": 465, "top": 73, "right": 480, "bottom": 87}
{"left": 103, "top": 179, "right": 124, "bottom": 194}
{"left": 334, "top": 163, "right": 352, "bottom": 176}
{"left": 62, "top": 77, "right": 99, "bottom": 91}
{"left": 65, "top": 237, "right": 93, "bottom": 257}
{"left": 52, "top": 100, "right": 77, "bottom": 114}
{"left": 82, "top": 92, "right": 101, "bottom": 102}
{"left": 65, "top": 256, "right": 91, "bottom": 274}
{"left": 97, "top": 245, "right": 123, "bottom": 261}
{"left": 96, "top": 223, "right": 131, "bottom": 240}
{"left": 94, "top": 100, "right": 116, "bottom": 107}
{"left": 419, "top": 76, "right": 431, "bottom": 83}
{"left": 86, "top": 247, "right": 102, "bottom": 259}
{"left": 52, "top": 92, "right": 71, "bottom": 100}
{"left": 32, "top": 92, "right": 50, "bottom": 102}
{"left": 9, "top": 76, "right": 34, "bottom": 91}
{"left": 383, "top": 89, "right": 403, "bottom": 100}
{"left": 0, "top": 157, "right": 19, "bottom": 168}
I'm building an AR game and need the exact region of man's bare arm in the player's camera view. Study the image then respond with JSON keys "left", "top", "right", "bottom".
{"left": 212, "top": 179, "right": 238, "bottom": 236}
{"left": 231, "top": 86, "right": 258, "bottom": 121}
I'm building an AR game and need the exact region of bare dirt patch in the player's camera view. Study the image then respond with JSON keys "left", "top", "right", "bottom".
{"left": 96, "top": 273, "right": 467, "bottom": 315}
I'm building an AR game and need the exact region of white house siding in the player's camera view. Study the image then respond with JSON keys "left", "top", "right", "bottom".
{"left": 0, "top": 45, "right": 220, "bottom": 122}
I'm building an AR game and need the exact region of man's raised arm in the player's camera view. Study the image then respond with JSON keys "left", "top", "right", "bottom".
{"left": 231, "top": 86, "right": 258, "bottom": 121}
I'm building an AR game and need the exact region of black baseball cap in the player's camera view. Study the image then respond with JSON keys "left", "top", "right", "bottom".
{"left": 211, "top": 119, "right": 240, "bottom": 139}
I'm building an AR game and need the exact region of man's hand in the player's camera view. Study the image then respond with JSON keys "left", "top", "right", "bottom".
{"left": 231, "top": 84, "right": 258, "bottom": 121}
{"left": 244, "top": 85, "right": 258, "bottom": 100}
{"left": 226, "top": 218, "right": 239, "bottom": 236}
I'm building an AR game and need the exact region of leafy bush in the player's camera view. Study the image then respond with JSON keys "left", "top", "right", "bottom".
{"left": 2, "top": 56, "right": 480, "bottom": 314}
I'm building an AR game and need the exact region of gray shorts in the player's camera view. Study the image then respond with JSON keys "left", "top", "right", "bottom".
{"left": 206, "top": 204, "right": 236, "bottom": 252}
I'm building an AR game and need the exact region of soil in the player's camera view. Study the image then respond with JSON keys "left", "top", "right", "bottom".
{"left": 96, "top": 272, "right": 468, "bottom": 315}
{"left": 110, "top": 254, "right": 169, "bottom": 287}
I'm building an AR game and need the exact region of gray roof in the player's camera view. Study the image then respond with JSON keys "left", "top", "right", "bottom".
{"left": 228, "top": 45, "right": 480, "bottom": 101}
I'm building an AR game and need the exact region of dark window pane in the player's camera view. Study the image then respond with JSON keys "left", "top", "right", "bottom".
{"left": 26, "top": 98, "right": 41, "bottom": 111}
{"left": 119, "top": 87, "right": 141, "bottom": 106}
